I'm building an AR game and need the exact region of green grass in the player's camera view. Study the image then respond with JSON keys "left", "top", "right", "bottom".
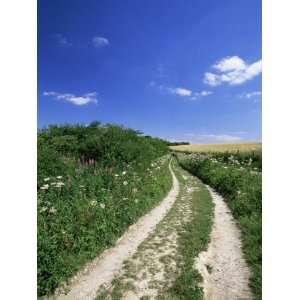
{"left": 37, "top": 122, "right": 172, "bottom": 297}
{"left": 169, "top": 164, "right": 214, "bottom": 299}
{"left": 177, "top": 153, "right": 262, "bottom": 299}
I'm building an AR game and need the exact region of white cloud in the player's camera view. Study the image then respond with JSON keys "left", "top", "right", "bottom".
{"left": 184, "top": 133, "right": 242, "bottom": 143}
{"left": 203, "top": 72, "right": 222, "bottom": 86}
{"left": 149, "top": 83, "right": 212, "bottom": 100}
{"left": 170, "top": 87, "right": 192, "bottom": 97}
{"left": 43, "top": 91, "right": 98, "bottom": 106}
{"left": 213, "top": 56, "right": 246, "bottom": 72}
{"left": 54, "top": 34, "right": 72, "bottom": 47}
{"left": 204, "top": 56, "right": 262, "bottom": 86}
{"left": 200, "top": 90, "right": 213, "bottom": 96}
{"left": 92, "top": 36, "right": 110, "bottom": 48}
{"left": 243, "top": 91, "right": 262, "bottom": 99}
{"left": 164, "top": 133, "right": 243, "bottom": 144}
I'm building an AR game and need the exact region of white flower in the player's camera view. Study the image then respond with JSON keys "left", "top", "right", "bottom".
{"left": 90, "top": 200, "right": 97, "bottom": 207}
{"left": 40, "top": 207, "right": 48, "bottom": 212}
{"left": 123, "top": 181, "right": 128, "bottom": 186}
{"left": 100, "top": 203, "right": 105, "bottom": 209}
{"left": 40, "top": 184, "right": 49, "bottom": 190}
{"left": 49, "top": 207, "right": 57, "bottom": 214}
{"left": 55, "top": 182, "right": 65, "bottom": 188}
{"left": 132, "top": 188, "right": 138, "bottom": 193}
{"left": 56, "top": 176, "right": 63, "bottom": 179}
{"left": 44, "top": 178, "right": 50, "bottom": 182}
{"left": 114, "top": 174, "right": 119, "bottom": 177}
{"left": 79, "top": 185, "right": 85, "bottom": 188}
{"left": 122, "top": 171, "right": 127, "bottom": 175}
{"left": 134, "top": 199, "right": 139, "bottom": 204}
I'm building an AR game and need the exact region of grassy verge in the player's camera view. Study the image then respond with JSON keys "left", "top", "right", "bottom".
{"left": 169, "top": 164, "right": 214, "bottom": 299}
{"left": 37, "top": 122, "right": 172, "bottom": 297}
{"left": 177, "top": 153, "right": 262, "bottom": 299}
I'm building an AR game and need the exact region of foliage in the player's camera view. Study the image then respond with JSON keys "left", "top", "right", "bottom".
{"left": 177, "top": 152, "right": 262, "bottom": 300}
{"left": 37, "top": 122, "right": 171, "bottom": 297}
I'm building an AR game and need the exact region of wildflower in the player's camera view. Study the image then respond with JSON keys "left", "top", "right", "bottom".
{"left": 100, "top": 203, "right": 105, "bottom": 209}
{"left": 114, "top": 174, "right": 119, "bottom": 177}
{"left": 122, "top": 171, "right": 127, "bottom": 175}
{"left": 40, "top": 184, "right": 49, "bottom": 190}
{"left": 123, "top": 197, "right": 128, "bottom": 200}
{"left": 40, "top": 207, "right": 47, "bottom": 213}
{"left": 90, "top": 200, "right": 97, "bottom": 207}
{"left": 56, "top": 176, "right": 63, "bottom": 179}
{"left": 55, "top": 182, "right": 65, "bottom": 188}
{"left": 123, "top": 181, "right": 128, "bottom": 186}
{"left": 134, "top": 199, "right": 139, "bottom": 204}
{"left": 49, "top": 207, "right": 57, "bottom": 214}
{"left": 79, "top": 185, "right": 85, "bottom": 188}
{"left": 44, "top": 178, "right": 50, "bottom": 182}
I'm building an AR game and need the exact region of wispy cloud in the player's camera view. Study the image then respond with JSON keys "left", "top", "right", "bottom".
{"left": 203, "top": 56, "right": 262, "bottom": 86}
{"left": 184, "top": 133, "right": 242, "bottom": 143}
{"left": 54, "top": 34, "right": 72, "bottom": 47}
{"left": 199, "top": 90, "right": 213, "bottom": 96}
{"left": 149, "top": 81, "right": 213, "bottom": 100}
{"left": 43, "top": 91, "right": 98, "bottom": 106}
{"left": 92, "top": 36, "right": 110, "bottom": 48}
{"left": 239, "top": 91, "right": 262, "bottom": 99}
{"left": 169, "top": 87, "right": 192, "bottom": 97}
{"left": 163, "top": 132, "right": 243, "bottom": 144}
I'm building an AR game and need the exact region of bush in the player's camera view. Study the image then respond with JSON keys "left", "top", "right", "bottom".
{"left": 37, "top": 122, "right": 172, "bottom": 296}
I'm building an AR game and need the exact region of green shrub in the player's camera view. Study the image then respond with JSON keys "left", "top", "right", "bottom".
{"left": 37, "top": 122, "right": 171, "bottom": 297}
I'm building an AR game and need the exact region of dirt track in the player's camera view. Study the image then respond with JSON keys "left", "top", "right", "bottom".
{"left": 50, "top": 162, "right": 251, "bottom": 300}
{"left": 195, "top": 186, "right": 252, "bottom": 300}
{"left": 50, "top": 161, "right": 179, "bottom": 300}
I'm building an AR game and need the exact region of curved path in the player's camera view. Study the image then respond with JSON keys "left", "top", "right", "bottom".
{"left": 51, "top": 161, "right": 179, "bottom": 300}
{"left": 50, "top": 161, "right": 252, "bottom": 300}
{"left": 195, "top": 186, "right": 252, "bottom": 300}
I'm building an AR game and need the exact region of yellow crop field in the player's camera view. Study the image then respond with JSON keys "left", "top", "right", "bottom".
{"left": 170, "top": 142, "right": 262, "bottom": 153}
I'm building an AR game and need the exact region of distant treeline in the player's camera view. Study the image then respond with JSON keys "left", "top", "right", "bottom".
{"left": 167, "top": 141, "right": 190, "bottom": 146}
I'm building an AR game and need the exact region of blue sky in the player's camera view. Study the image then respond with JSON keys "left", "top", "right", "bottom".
{"left": 38, "top": 0, "right": 261, "bottom": 143}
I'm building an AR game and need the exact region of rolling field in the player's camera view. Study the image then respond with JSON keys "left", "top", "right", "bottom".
{"left": 170, "top": 142, "right": 262, "bottom": 153}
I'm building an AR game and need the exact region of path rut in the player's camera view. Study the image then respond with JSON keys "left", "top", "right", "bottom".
{"left": 195, "top": 186, "right": 252, "bottom": 300}
{"left": 50, "top": 161, "right": 179, "bottom": 300}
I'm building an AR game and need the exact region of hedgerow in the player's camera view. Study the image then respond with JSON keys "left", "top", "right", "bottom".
{"left": 37, "top": 122, "right": 172, "bottom": 297}
{"left": 177, "top": 152, "right": 262, "bottom": 300}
